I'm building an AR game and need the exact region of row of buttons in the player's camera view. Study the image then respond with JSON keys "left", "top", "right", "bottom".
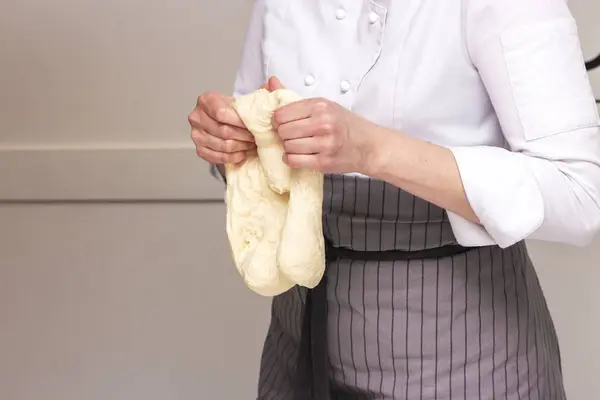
{"left": 335, "top": 8, "right": 379, "bottom": 24}
{"left": 304, "top": 75, "right": 351, "bottom": 94}
{"left": 301, "top": 8, "right": 380, "bottom": 94}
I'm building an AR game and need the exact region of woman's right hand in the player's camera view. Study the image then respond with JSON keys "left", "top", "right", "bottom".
{"left": 188, "top": 91, "right": 257, "bottom": 165}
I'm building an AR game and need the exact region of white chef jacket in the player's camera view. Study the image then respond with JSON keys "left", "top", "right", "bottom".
{"left": 220, "top": 0, "right": 600, "bottom": 249}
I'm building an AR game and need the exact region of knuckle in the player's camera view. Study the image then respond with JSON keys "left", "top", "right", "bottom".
{"left": 195, "top": 146, "right": 207, "bottom": 159}
{"left": 190, "top": 130, "right": 202, "bottom": 143}
{"left": 215, "top": 107, "right": 229, "bottom": 122}
{"left": 197, "top": 92, "right": 210, "bottom": 107}
{"left": 188, "top": 109, "right": 203, "bottom": 127}
{"left": 210, "top": 138, "right": 223, "bottom": 152}
{"left": 218, "top": 124, "right": 231, "bottom": 139}
{"left": 314, "top": 99, "right": 330, "bottom": 112}
{"left": 231, "top": 152, "right": 245, "bottom": 163}
{"left": 319, "top": 111, "right": 334, "bottom": 123}
{"left": 319, "top": 122, "right": 334, "bottom": 135}
{"left": 187, "top": 112, "right": 196, "bottom": 126}
{"left": 223, "top": 139, "right": 237, "bottom": 153}
{"left": 199, "top": 91, "right": 227, "bottom": 119}
{"left": 201, "top": 90, "right": 218, "bottom": 101}
{"left": 216, "top": 152, "right": 227, "bottom": 164}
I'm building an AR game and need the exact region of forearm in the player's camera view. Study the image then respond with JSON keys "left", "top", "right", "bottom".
{"left": 366, "top": 126, "right": 480, "bottom": 224}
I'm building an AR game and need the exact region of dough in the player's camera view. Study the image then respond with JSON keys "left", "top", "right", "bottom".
{"left": 225, "top": 153, "right": 294, "bottom": 296}
{"left": 232, "top": 89, "right": 292, "bottom": 194}
{"left": 277, "top": 167, "right": 325, "bottom": 288}
{"left": 225, "top": 88, "right": 325, "bottom": 296}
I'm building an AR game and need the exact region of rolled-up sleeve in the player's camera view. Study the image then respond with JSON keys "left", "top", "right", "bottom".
{"left": 209, "top": 0, "right": 266, "bottom": 183}
{"left": 447, "top": 0, "right": 600, "bottom": 248}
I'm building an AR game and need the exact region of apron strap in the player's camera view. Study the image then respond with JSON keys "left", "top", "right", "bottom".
{"left": 293, "top": 267, "right": 330, "bottom": 400}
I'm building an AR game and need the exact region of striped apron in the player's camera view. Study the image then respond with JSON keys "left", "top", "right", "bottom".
{"left": 256, "top": 174, "right": 566, "bottom": 400}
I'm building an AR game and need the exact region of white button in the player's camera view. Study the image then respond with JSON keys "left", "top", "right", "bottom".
{"left": 340, "top": 80, "right": 351, "bottom": 93}
{"left": 335, "top": 8, "right": 347, "bottom": 20}
{"left": 368, "top": 12, "right": 379, "bottom": 24}
{"left": 304, "top": 74, "right": 315, "bottom": 86}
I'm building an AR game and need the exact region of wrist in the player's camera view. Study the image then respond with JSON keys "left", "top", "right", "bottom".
{"left": 361, "top": 126, "right": 406, "bottom": 179}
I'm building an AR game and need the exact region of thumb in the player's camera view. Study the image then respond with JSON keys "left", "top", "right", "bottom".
{"left": 268, "top": 76, "right": 285, "bottom": 91}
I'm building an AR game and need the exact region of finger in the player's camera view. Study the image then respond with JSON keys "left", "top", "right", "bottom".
{"left": 283, "top": 153, "right": 320, "bottom": 170}
{"left": 268, "top": 76, "right": 285, "bottom": 91}
{"left": 196, "top": 146, "right": 247, "bottom": 165}
{"left": 201, "top": 130, "right": 257, "bottom": 153}
{"left": 282, "top": 137, "right": 322, "bottom": 155}
{"left": 273, "top": 99, "right": 315, "bottom": 127}
{"left": 277, "top": 118, "right": 316, "bottom": 140}
{"left": 260, "top": 82, "right": 269, "bottom": 90}
{"left": 197, "top": 110, "right": 255, "bottom": 142}
{"left": 201, "top": 93, "right": 246, "bottom": 128}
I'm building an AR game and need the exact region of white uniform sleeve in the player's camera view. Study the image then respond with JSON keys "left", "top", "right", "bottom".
{"left": 209, "top": 0, "right": 266, "bottom": 183}
{"left": 447, "top": 0, "right": 600, "bottom": 248}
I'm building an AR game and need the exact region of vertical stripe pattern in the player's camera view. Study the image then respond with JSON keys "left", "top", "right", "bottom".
{"left": 257, "top": 174, "right": 566, "bottom": 399}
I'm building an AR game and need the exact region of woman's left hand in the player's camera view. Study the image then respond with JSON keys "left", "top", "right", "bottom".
{"left": 271, "top": 79, "right": 383, "bottom": 175}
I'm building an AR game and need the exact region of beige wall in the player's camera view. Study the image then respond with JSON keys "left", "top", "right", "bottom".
{"left": 0, "top": 1, "right": 598, "bottom": 399}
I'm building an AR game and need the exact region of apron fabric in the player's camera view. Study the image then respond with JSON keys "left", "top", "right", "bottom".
{"left": 256, "top": 174, "right": 566, "bottom": 400}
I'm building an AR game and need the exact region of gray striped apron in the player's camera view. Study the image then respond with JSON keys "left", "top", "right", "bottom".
{"left": 256, "top": 174, "right": 566, "bottom": 400}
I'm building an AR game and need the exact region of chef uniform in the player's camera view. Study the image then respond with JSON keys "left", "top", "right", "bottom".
{"left": 210, "top": 0, "right": 600, "bottom": 398}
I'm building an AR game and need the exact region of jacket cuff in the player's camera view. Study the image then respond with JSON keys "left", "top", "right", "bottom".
{"left": 447, "top": 145, "right": 544, "bottom": 248}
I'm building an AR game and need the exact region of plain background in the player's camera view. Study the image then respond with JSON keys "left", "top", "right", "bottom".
{"left": 0, "top": 1, "right": 598, "bottom": 399}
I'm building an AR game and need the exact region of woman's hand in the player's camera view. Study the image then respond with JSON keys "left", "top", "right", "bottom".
{"left": 189, "top": 91, "right": 259, "bottom": 165}
{"left": 272, "top": 84, "right": 383, "bottom": 175}
{"left": 269, "top": 76, "right": 478, "bottom": 223}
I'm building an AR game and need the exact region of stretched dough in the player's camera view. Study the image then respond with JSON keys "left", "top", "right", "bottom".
{"left": 232, "top": 89, "right": 292, "bottom": 194}
{"left": 225, "top": 88, "right": 325, "bottom": 296}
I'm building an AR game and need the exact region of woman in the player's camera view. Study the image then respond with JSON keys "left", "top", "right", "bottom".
{"left": 188, "top": 0, "right": 600, "bottom": 398}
